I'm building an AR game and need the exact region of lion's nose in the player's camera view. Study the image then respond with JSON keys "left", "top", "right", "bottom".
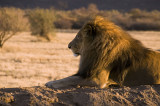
{"left": 68, "top": 45, "right": 71, "bottom": 49}
{"left": 68, "top": 43, "right": 71, "bottom": 49}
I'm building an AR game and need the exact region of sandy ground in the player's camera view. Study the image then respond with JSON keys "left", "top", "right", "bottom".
{"left": 0, "top": 31, "right": 160, "bottom": 105}
{"left": 0, "top": 32, "right": 79, "bottom": 88}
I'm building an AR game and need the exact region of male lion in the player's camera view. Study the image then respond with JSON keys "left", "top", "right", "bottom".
{"left": 45, "top": 16, "right": 160, "bottom": 89}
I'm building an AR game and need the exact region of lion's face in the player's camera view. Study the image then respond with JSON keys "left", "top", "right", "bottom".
{"left": 68, "top": 29, "right": 84, "bottom": 57}
{"left": 68, "top": 22, "right": 100, "bottom": 57}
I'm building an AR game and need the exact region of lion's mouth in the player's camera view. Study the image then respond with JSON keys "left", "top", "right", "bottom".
{"left": 73, "top": 53, "right": 80, "bottom": 57}
{"left": 71, "top": 50, "right": 80, "bottom": 57}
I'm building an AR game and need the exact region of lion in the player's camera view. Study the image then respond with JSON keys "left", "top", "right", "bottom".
{"left": 45, "top": 16, "right": 160, "bottom": 89}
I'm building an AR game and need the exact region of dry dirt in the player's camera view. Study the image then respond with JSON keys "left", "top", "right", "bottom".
{"left": 0, "top": 31, "right": 160, "bottom": 106}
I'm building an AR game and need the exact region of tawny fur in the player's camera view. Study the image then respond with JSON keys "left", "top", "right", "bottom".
{"left": 69, "top": 16, "right": 160, "bottom": 87}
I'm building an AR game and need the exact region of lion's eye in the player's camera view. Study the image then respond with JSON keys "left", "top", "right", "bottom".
{"left": 77, "top": 35, "right": 80, "bottom": 39}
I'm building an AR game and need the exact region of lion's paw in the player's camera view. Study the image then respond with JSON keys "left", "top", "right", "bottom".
{"left": 45, "top": 81, "right": 60, "bottom": 88}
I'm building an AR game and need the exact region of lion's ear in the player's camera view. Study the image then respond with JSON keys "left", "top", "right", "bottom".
{"left": 84, "top": 24, "right": 96, "bottom": 37}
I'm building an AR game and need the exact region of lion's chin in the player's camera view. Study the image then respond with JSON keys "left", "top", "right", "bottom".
{"left": 73, "top": 53, "right": 79, "bottom": 57}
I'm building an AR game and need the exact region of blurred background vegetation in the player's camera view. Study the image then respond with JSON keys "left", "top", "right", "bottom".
{"left": 26, "top": 8, "right": 55, "bottom": 41}
{"left": 1, "top": 4, "right": 160, "bottom": 32}
{"left": 0, "top": 3, "right": 160, "bottom": 46}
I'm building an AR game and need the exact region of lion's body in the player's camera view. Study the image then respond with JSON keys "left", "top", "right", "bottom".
{"left": 45, "top": 16, "right": 160, "bottom": 89}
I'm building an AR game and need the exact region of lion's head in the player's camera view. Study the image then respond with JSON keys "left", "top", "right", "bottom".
{"left": 69, "top": 17, "right": 108, "bottom": 56}
{"left": 67, "top": 21, "right": 97, "bottom": 57}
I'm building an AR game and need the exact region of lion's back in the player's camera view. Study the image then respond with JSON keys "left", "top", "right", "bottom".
{"left": 123, "top": 50, "right": 160, "bottom": 86}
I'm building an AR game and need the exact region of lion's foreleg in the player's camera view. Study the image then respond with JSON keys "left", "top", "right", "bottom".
{"left": 45, "top": 76, "right": 97, "bottom": 89}
{"left": 45, "top": 76, "right": 82, "bottom": 88}
{"left": 92, "top": 69, "right": 119, "bottom": 88}
{"left": 45, "top": 71, "right": 118, "bottom": 89}
{"left": 92, "top": 69, "right": 110, "bottom": 88}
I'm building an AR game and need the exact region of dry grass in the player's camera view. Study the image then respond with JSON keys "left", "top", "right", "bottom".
{"left": 0, "top": 31, "right": 160, "bottom": 88}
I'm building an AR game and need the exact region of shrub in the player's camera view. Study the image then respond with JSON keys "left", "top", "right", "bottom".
{"left": 26, "top": 8, "right": 55, "bottom": 41}
{"left": 127, "top": 9, "right": 160, "bottom": 30}
{"left": 54, "top": 18, "right": 72, "bottom": 29}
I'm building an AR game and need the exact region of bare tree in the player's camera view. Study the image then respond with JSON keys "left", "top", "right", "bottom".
{"left": 0, "top": 8, "right": 21, "bottom": 48}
